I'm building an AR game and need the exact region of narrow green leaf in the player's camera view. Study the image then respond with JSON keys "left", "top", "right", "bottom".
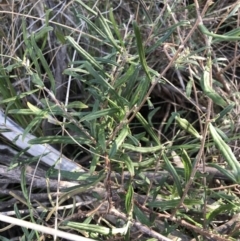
{"left": 180, "top": 149, "right": 192, "bottom": 182}
{"left": 163, "top": 152, "right": 183, "bottom": 197}
{"left": 208, "top": 163, "right": 237, "bottom": 183}
{"left": 109, "top": 125, "right": 129, "bottom": 158}
{"left": 66, "top": 36, "right": 104, "bottom": 74}
{"left": 27, "top": 102, "right": 58, "bottom": 124}
{"left": 186, "top": 79, "right": 193, "bottom": 98}
{"left": 179, "top": 213, "right": 202, "bottom": 227}
{"left": 95, "top": 55, "right": 119, "bottom": 66}
{"left": 133, "top": 206, "right": 152, "bottom": 226}
{"left": 27, "top": 102, "right": 42, "bottom": 114}
{"left": 76, "top": 13, "right": 106, "bottom": 39}
{"left": 175, "top": 114, "right": 202, "bottom": 140}
{"left": 109, "top": 8, "right": 124, "bottom": 47}
{"left": 83, "top": 62, "right": 121, "bottom": 100}
{"left": 206, "top": 203, "right": 235, "bottom": 224}
{"left": 199, "top": 23, "right": 240, "bottom": 42}
{"left": 215, "top": 103, "right": 235, "bottom": 122}
{"left": 214, "top": 127, "right": 230, "bottom": 142}
{"left": 125, "top": 184, "right": 134, "bottom": 214}
{"left": 22, "top": 19, "right": 41, "bottom": 75}
{"left": 55, "top": 29, "right": 66, "bottom": 44}
{"left": 74, "top": 0, "right": 97, "bottom": 16}
{"left": 98, "top": 10, "right": 121, "bottom": 51}
{"left": 62, "top": 222, "right": 128, "bottom": 235}
{"left": 122, "top": 154, "right": 135, "bottom": 177}
{"left": 34, "top": 26, "right": 53, "bottom": 41}
{"left": 47, "top": 171, "right": 105, "bottom": 220}
{"left": 20, "top": 166, "right": 28, "bottom": 200}
{"left": 0, "top": 89, "right": 38, "bottom": 104}
{"left": 31, "top": 73, "right": 44, "bottom": 88}
{"left": 148, "top": 198, "right": 202, "bottom": 210}
{"left": 28, "top": 136, "right": 92, "bottom": 145}
{"left": 113, "top": 64, "right": 134, "bottom": 89}
{"left": 164, "top": 112, "right": 176, "bottom": 133}
{"left": 49, "top": 170, "right": 101, "bottom": 182}
{"left": 132, "top": 157, "right": 155, "bottom": 168}
{"left": 66, "top": 101, "right": 88, "bottom": 109}
{"left": 80, "top": 108, "right": 119, "bottom": 122}
{"left": 98, "top": 127, "right": 106, "bottom": 152}
{"left": 14, "top": 204, "right": 30, "bottom": 237}
{"left": 130, "top": 76, "right": 150, "bottom": 106}
{"left": 148, "top": 107, "right": 161, "bottom": 127}
{"left": 123, "top": 143, "right": 162, "bottom": 153}
{"left": 122, "top": 66, "right": 140, "bottom": 98}
{"left": 136, "top": 112, "right": 160, "bottom": 145}
{"left": 209, "top": 123, "right": 240, "bottom": 177}
{"left": 148, "top": 199, "right": 180, "bottom": 210}
{"left": 7, "top": 109, "right": 33, "bottom": 115}
{"left": 90, "top": 148, "right": 99, "bottom": 173}
{"left": 138, "top": 0, "right": 152, "bottom": 23}
{"left": 22, "top": 116, "right": 42, "bottom": 140}
{"left": 133, "top": 21, "right": 151, "bottom": 81}
{"left": 0, "top": 61, "right": 28, "bottom": 127}
{"left": 30, "top": 35, "right": 56, "bottom": 92}
{"left": 200, "top": 68, "right": 227, "bottom": 107}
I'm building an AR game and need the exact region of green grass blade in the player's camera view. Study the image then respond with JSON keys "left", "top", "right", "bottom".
{"left": 148, "top": 198, "right": 202, "bottom": 210}
{"left": 28, "top": 135, "right": 92, "bottom": 145}
{"left": 208, "top": 163, "right": 237, "bottom": 183}
{"left": 163, "top": 152, "right": 183, "bottom": 197}
{"left": 98, "top": 10, "right": 121, "bottom": 51}
{"left": 199, "top": 23, "right": 240, "bottom": 42}
{"left": 123, "top": 154, "right": 135, "bottom": 177}
{"left": 215, "top": 103, "right": 235, "bottom": 122}
{"left": 138, "top": 0, "right": 152, "bottom": 23}
{"left": 136, "top": 112, "right": 160, "bottom": 145}
{"left": 34, "top": 26, "right": 53, "bottom": 42}
{"left": 180, "top": 149, "right": 192, "bottom": 182}
{"left": 62, "top": 222, "right": 128, "bottom": 236}
{"left": 206, "top": 203, "right": 236, "bottom": 225}
{"left": 74, "top": 0, "right": 97, "bottom": 16}
{"left": 30, "top": 35, "right": 56, "bottom": 92}
{"left": 125, "top": 183, "right": 134, "bottom": 214}
{"left": 175, "top": 114, "right": 202, "bottom": 140}
{"left": 22, "top": 19, "right": 41, "bottom": 75}
{"left": 0, "top": 89, "right": 38, "bottom": 104}
{"left": 109, "top": 125, "right": 129, "bottom": 158}
{"left": 209, "top": 123, "right": 240, "bottom": 176}
{"left": 22, "top": 116, "right": 42, "bottom": 140}
{"left": 133, "top": 21, "right": 151, "bottom": 81}
{"left": 80, "top": 108, "right": 119, "bottom": 122}
{"left": 66, "top": 36, "right": 104, "bottom": 74}
{"left": 200, "top": 68, "right": 227, "bottom": 108}
{"left": 114, "top": 64, "right": 135, "bottom": 89}
{"left": 130, "top": 76, "right": 150, "bottom": 107}
{"left": 14, "top": 204, "right": 30, "bottom": 237}
{"left": 76, "top": 13, "right": 106, "bottom": 38}
{"left": 122, "top": 143, "right": 162, "bottom": 153}
{"left": 109, "top": 8, "right": 124, "bottom": 47}
{"left": 0, "top": 64, "right": 29, "bottom": 127}
{"left": 133, "top": 206, "right": 152, "bottom": 226}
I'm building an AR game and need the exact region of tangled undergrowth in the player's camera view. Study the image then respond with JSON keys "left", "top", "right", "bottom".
{"left": 0, "top": 0, "right": 240, "bottom": 240}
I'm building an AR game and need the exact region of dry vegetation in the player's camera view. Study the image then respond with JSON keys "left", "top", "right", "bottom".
{"left": 0, "top": 0, "right": 240, "bottom": 240}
